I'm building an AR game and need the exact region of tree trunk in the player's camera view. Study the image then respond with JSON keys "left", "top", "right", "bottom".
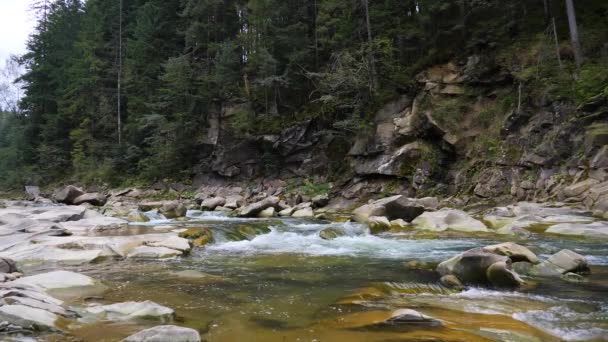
{"left": 361, "top": 0, "right": 376, "bottom": 92}
{"left": 543, "top": 0, "right": 551, "bottom": 25}
{"left": 565, "top": 0, "right": 583, "bottom": 68}
{"left": 117, "top": 0, "right": 123, "bottom": 144}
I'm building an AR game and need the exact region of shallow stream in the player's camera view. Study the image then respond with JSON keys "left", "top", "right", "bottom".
{"left": 31, "top": 211, "right": 608, "bottom": 341}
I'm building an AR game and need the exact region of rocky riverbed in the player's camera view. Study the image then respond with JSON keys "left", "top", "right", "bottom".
{"left": 0, "top": 188, "right": 607, "bottom": 341}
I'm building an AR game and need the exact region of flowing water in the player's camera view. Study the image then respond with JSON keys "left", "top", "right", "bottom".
{"left": 32, "top": 211, "right": 608, "bottom": 341}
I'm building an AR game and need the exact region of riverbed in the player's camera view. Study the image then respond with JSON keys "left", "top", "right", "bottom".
{"left": 20, "top": 210, "right": 608, "bottom": 341}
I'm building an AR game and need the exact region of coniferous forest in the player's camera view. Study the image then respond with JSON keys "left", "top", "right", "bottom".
{"left": 0, "top": 0, "right": 607, "bottom": 189}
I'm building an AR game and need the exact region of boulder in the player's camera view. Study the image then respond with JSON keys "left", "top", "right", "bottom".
{"left": 482, "top": 242, "right": 539, "bottom": 263}
{"left": 390, "top": 219, "right": 408, "bottom": 229}
{"left": 257, "top": 207, "right": 276, "bottom": 218}
{"left": 127, "top": 211, "right": 150, "bottom": 223}
{"left": 330, "top": 309, "right": 441, "bottom": 330}
{"left": 73, "top": 193, "right": 108, "bottom": 206}
{"left": 352, "top": 195, "right": 437, "bottom": 223}
{"left": 224, "top": 195, "right": 244, "bottom": 209}
{"left": 292, "top": 207, "right": 314, "bottom": 218}
{"left": 278, "top": 207, "right": 295, "bottom": 217}
{"left": 87, "top": 300, "right": 174, "bottom": 321}
{"left": 237, "top": 196, "right": 280, "bottom": 217}
{"left": 123, "top": 325, "right": 201, "bottom": 342}
{"left": 439, "top": 275, "right": 463, "bottom": 289}
{"left": 563, "top": 179, "right": 599, "bottom": 198}
{"left": 319, "top": 227, "right": 345, "bottom": 240}
{"left": 179, "top": 228, "right": 214, "bottom": 248}
{"left": 10, "top": 271, "right": 97, "bottom": 291}
{"left": 545, "top": 222, "right": 608, "bottom": 239}
{"left": 147, "top": 236, "right": 191, "bottom": 252}
{"left": 30, "top": 206, "right": 87, "bottom": 223}
{"left": 0, "top": 305, "right": 59, "bottom": 331}
{"left": 0, "top": 257, "right": 19, "bottom": 274}
{"left": 160, "top": 202, "right": 187, "bottom": 219}
{"left": 138, "top": 201, "right": 166, "bottom": 212}
{"left": 532, "top": 249, "right": 589, "bottom": 277}
{"left": 127, "top": 246, "right": 183, "bottom": 259}
{"left": 312, "top": 194, "right": 330, "bottom": 208}
{"left": 201, "top": 197, "right": 226, "bottom": 211}
{"left": 53, "top": 185, "right": 85, "bottom": 204}
{"left": 412, "top": 209, "right": 488, "bottom": 232}
{"left": 437, "top": 248, "right": 522, "bottom": 287}
{"left": 486, "top": 261, "right": 524, "bottom": 288}
{"left": 368, "top": 216, "right": 391, "bottom": 234}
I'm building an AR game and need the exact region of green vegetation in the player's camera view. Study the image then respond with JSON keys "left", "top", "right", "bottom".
{"left": 0, "top": 0, "right": 607, "bottom": 189}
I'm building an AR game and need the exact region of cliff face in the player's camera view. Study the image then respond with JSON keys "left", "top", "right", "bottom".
{"left": 193, "top": 54, "right": 608, "bottom": 213}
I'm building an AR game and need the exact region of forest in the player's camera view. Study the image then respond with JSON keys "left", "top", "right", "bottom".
{"left": 0, "top": 0, "right": 607, "bottom": 189}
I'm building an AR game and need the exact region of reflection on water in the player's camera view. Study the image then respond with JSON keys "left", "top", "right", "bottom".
{"left": 38, "top": 211, "right": 608, "bottom": 341}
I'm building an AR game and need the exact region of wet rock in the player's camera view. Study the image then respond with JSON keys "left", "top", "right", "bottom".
{"left": 390, "top": 219, "right": 408, "bottom": 230}
{"left": 87, "top": 300, "right": 174, "bottom": 321}
{"left": 412, "top": 209, "right": 488, "bottom": 232}
{"left": 127, "top": 246, "right": 183, "bottom": 259}
{"left": 123, "top": 325, "right": 201, "bottom": 342}
{"left": 179, "top": 228, "right": 213, "bottom": 246}
{"left": 591, "top": 145, "right": 608, "bottom": 168}
{"left": 10, "top": 271, "right": 98, "bottom": 291}
{"left": 237, "top": 196, "right": 280, "bottom": 217}
{"left": 147, "top": 236, "right": 191, "bottom": 252}
{"left": 73, "top": 193, "right": 108, "bottom": 206}
{"left": 127, "top": 211, "right": 150, "bottom": 223}
{"left": 437, "top": 248, "right": 523, "bottom": 287}
{"left": 227, "top": 224, "right": 272, "bottom": 241}
{"left": 532, "top": 249, "right": 589, "bottom": 277}
{"left": 353, "top": 195, "right": 437, "bottom": 223}
{"left": 160, "top": 202, "right": 187, "bottom": 219}
{"left": 486, "top": 261, "right": 524, "bottom": 288}
{"left": 292, "top": 207, "right": 314, "bottom": 218}
{"left": 3, "top": 295, "right": 75, "bottom": 318}
{"left": 482, "top": 242, "right": 539, "bottom": 263}
{"left": 30, "top": 206, "right": 87, "bottom": 223}
{"left": 545, "top": 222, "right": 608, "bottom": 239}
{"left": 319, "top": 227, "right": 345, "bottom": 240}
{"left": 201, "top": 197, "right": 226, "bottom": 211}
{"left": 257, "top": 207, "right": 276, "bottom": 218}
{"left": 368, "top": 216, "right": 390, "bottom": 234}
{"left": 0, "top": 257, "right": 19, "bottom": 274}
{"left": 312, "top": 194, "right": 330, "bottom": 208}
{"left": 0, "top": 305, "right": 60, "bottom": 331}
{"left": 330, "top": 309, "right": 442, "bottom": 330}
{"left": 138, "top": 201, "right": 166, "bottom": 212}
{"left": 53, "top": 185, "right": 85, "bottom": 204}
{"left": 440, "top": 275, "right": 463, "bottom": 289}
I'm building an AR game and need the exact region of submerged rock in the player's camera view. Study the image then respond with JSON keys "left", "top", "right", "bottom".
{"left": 87, "top": 300, "right": 174, "bottom": 321}
{"left": 123, "top": 325, "right": 201, "bottom": 342}
{"left": 327, "top": 309, "right": 442, "bottom": 330}
{"left": 319, "top": 227, "right": 345, "bottom": 240}
{"left": 412, "top": 209, "right": 488, "bottom": 232}
{"left": 179, "top": 228, "right": 214, "bottom": 246}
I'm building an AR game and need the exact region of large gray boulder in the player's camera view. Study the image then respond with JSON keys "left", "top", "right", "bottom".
{"left": 237, "top": 196, "right": 279, "bottom": 217}
{"left": 412, "top": 209, "right": 488, "bottom": 232}
{"left": 437, "top": 248, "right": 523, "bottom": 288}
{"left": 353, "top": 195, "right": 438, "bottom": 223}
{"left": 159, "top": 202, "right": 187, "bottom": 219}
{"left": 482, "top": 242, "right": 539, "bottom": 264}
{"left": 72, "top": 193, "right": 108, "bottom": 206}
{"left": 200, "top": 197, "right": 226, "bottom": 211}
{"left": 87, "top": 300, "right": 174, "bottom": 321}
{"left": 25, "top": 186, "right": 41, "bottom": 201}
{"left": 123, "top": 325, "right": 201, "bottom": 342}
{"left": 545, "top": 222, "right": 608, "bottom": 239}
{"left": 0, "top": 257, "right": 19, "bottom": 274}
{"left": 52, "top": 185, "right": 85, "bottom": 204}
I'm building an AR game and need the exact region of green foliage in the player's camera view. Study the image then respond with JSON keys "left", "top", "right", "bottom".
{"left": 431, "top": 97, "right": 470, "bottom": 129}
